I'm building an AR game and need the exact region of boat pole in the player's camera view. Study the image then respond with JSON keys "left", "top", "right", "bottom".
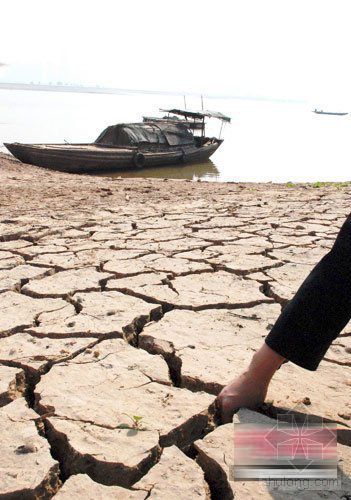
{"left": 219, "top": 121, "right": 224, "bottom": 139}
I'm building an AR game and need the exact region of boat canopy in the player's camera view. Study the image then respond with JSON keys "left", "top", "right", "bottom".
{"left": 160, "top": 108, "right": 231, "bottom": 123}
{"left": 95, "top": 122, "right": 194, "bottom": 147}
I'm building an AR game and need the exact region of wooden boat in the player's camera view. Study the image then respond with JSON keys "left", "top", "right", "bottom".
{"left": 313, "top": 109, "right": 348, "bottom": 116}
{"left": 4, "top": 109, "right": 230, "bottom": 173}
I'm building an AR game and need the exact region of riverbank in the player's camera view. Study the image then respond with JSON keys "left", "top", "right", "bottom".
{"left": 0, "top": 152, "right": 350, "bottom": 498}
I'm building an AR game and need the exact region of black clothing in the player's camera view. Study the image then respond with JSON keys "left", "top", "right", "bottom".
{"left": 265, "top": 213, "right": 351, "bottom": 370}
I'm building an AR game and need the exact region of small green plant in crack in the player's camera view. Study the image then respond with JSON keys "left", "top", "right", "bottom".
{"left": 117, "top": 413, "right": 145, "bottom": 431}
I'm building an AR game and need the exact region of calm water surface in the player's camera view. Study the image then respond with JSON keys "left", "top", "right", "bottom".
{"left": 1, "top": 89, "right": 350, "bottom": 182}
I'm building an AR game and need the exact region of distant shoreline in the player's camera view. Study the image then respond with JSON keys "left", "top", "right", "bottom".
{"left": 0, "top": 82, "right": 303, "bottom": 104}
{"left": 0, "top": 81, "right": 184, "bottom": 97}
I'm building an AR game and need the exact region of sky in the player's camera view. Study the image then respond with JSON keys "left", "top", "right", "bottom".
{"left": 1, "top": 0, "right": 351, "bottom": 104}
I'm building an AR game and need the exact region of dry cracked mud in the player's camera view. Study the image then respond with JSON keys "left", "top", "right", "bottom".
{"left": 0, "top": 152, "right": 350, "bottom": 498}
{"left": 0, "top": 399, "right": 61, "bottom": 498}
{"left": 53, "top": 474, "right": 146, "bottom": 499}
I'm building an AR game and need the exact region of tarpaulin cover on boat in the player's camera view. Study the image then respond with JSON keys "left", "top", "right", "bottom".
{"left": 95, "top": 122, "right": 194, "bottom": 147}
{"left": 160, "top": 108, "right": 231, "bottom": 122}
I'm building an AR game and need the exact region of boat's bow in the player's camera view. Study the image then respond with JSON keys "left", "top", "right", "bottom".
{"left": 3, "top": 142, "right": 31, "bottom": 163}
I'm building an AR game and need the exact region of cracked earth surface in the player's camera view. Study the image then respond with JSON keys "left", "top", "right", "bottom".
{"left": 0, "top": 153, "right": 350, "bottom": 498}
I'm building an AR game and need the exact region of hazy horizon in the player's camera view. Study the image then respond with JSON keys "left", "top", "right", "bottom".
{"left": 0, "top": 81, "right": 307, "bottom": 104}
{"left": 1, "top": 0, "right": 351, "bottom": 107}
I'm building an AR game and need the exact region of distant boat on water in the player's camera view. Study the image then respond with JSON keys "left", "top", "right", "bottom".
{"left": 313, "top": 109, "right": 348, "bottom": 116}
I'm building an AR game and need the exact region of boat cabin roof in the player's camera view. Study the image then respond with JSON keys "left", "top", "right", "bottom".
{"left": 160, "top": 108, "right": 231, "bottom": 123}
{"left": 95, "top": 121, "right": 194, "bottom": 147}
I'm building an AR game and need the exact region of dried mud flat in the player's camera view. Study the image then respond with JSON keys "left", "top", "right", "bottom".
{"left": 0, "top": 152, "right": 350, "bottom": 499}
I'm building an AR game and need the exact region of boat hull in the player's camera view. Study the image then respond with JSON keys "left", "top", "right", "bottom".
{"left": 313, "top": 110, "right": 348, "bottom": 116}
{"left": 4, "top": 141, "right": 222, "bottom": 173}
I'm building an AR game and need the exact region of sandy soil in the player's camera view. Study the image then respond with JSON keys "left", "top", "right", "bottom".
{"left": 0, "top": 152, "right": 350, "bottom": 498}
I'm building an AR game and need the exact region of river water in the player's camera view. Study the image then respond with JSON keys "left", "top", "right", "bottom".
{"left": 1, "top": 88, "right": 350, "bottom": 182}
